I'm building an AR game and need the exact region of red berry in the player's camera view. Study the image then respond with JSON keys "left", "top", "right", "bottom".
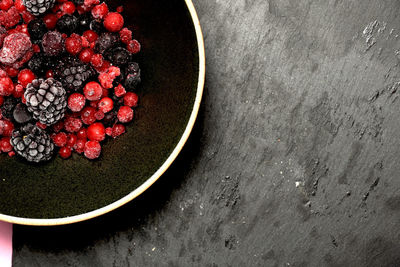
{"left": 18, "top": 69, "right": 35, "bottom": 88}
{"left": 83, "top": 30, "right": 98, "bottom": 43}
{"left": 21, "top": 10, "right": 35, "bottom": 24}
{"left": 0, "top": 137, "right": 12, "bottom": 153}
{"left": 114, "top": 84, "right": 126, "bottom": 97}
{"left": 116, "top": 6, "right": 123, "bottom": 13}
{"left": 0, "top": 96, "right": 3, "bottom": 106}
{"left": 66, "top": 133, "right": 77, "bottom": 148}
{"left": 62, "top": 1, "right": 76, "bottom": 14}
{"left": 64, "top": 116, "right": 82, "bottom": 133}
{"left": 117, "top": 106, "right": 133, "bottom": 123}
{"left": 104, "top": 12, "right": 124, "bottom": 32}
{"left": 112, "top": 124, "right": 125, "bottom": 138}
{"left": 74, "top": 139, "right": 85, "bottom": 153}
{"left": 94, "top": 110, "right": 104, "bottom": 120}
{"left": 87, "top": 122, "right": 105, "bottom": 141}
{"left": 79, "top": 48, "right": 94, "bottom": 63}
{"left": 0, "top": 0, "right": 13, "bottom": 11}
{"left": 81, "top": 36, "right": 89, "bottom": 48}
{"left": 81, "top": 106, "right": 96, "bottom": 125}
{"left": 119, "top": 27, "right": 132, "bottom": 44}
{"left": 43, "top": 14, "right": 58, "bottom": 29}
{"left": 52, "top": 132, "right": 67, "bottom": 147}
{"left": 105, "top": 127, "right": 112, "bottom": 136}
{"left": 65, "top": 34, "right": 82, "bottom": 55}
{"left": 123, "top": 92, "right": 138, "bottom": 107}
{"left": 0, "top": 77, "right": 14, "bottom": 96}
{"left": 83, "top": 81, "right": 103, "bottom": 101}
{"left": 68, "top": 93, "right": 86, "bottom": 112}
{"left": 127, "top": 39, "right": 141, "bottom": 54}
{"left": 77, "top": 128, "right": 87, "bottom": 140}
{"left": 1, "top": 120, "right": 13, "bottom": 136}
{"left": 91, "top": 2, "right": 108, "bottom": 19}
{"left": 90, "top": 53, "right": 103, "bottom": 68}
{"left": 4, "top": 67, "right": 19, "bottom": 78}
{"left": 98, "top": 97, "right": 113, "bottom": 113}
{"left": 12, "top": 84, "right": 24, "bottom": 98}
{"left": 36, "top": 121, "right": 47, "bottom": 129}
{"left": 84, "top": 140, "right": 101, "bottom": 159}
{"left": 8, "top": 151, "right": 15, "bottom": 157}
{"left": 52, "top": 121, "right": 64, "bottom": 132}
{"left": 59, "top": 146, "right": 72, "bottom": 159}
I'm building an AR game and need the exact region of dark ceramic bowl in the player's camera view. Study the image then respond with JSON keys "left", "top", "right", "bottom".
{"left": 0, "top": 0, "right": 205, "bottom": 225}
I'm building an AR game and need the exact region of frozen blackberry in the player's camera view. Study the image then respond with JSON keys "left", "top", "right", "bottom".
{"left": 23, "top": 0, "right": 55, "bottom": 16}
{"left": 13, "top": 103, "right": 32, "bottom": 124}
{"left": 94, "top": 32, "right": 120, "bottom": 53}
{"left": 27, "top": 53, "right": 45, "bottom": 75}
{"left": 1, "top": 97, "right": 18, "bottom": 121}
{"left": 11, "top": 123, "right": 54, "bottom": 163}
{"left": 55, "top": 56, "right": 95, "bottom": 93}
{"left": 77, "top": 13, "right": 91, "bottom": 33}
{"left": 28, "top": 19, "right": 47, "bottom": 42}
{"left": 56, "top": 14, "right": 78, "bottom": 34}
{"left": 25, "top": 78, "right": 67, "bottom": 126}
{"left": 124, "top": 62, "right": 141, "bottom": 90}
{"left": 90, "top": 20, "right": 105, "bottom": 34}
{"left": 105, "top": 47, "right": 131, "bottom": 66}
{"left": 42, "top": 31, "right": 65, "bottom": 56}
{"left": 72, "top": 0, "right": 84, "bottom": 5}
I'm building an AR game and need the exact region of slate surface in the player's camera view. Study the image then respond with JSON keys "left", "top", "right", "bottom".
{"left": 12, "top": 0, "right": 400, "bottom": 266}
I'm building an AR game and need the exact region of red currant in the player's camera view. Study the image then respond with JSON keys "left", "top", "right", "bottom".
{"left": 117, "top": 106, "right": 133, "bottom": 123}
{"left": 83, "top": 30, "right": 98, "bottom": 43}
{"left": 98, "top": 97, "right": 113, "bottom": 113}
{"left": 84, "top": 140, "right": 101, "bottom": 159}
{"left": 18, "top": 69, "right": 35, "bottom": 88}
{"left": 59, "top": 146, "right": 72, "bottom": 159}
{"left": 104, "top": 12, "right": 124, "bottom": 32}
{"left": 91, "top": 2, "right": 108, "bottom": 19}
{"left": 123, "top": 92, "right": 138, "bottom": 107}
{"left": 112, "top": 124, "right": 125, "bottom": 138}
{"left": 52, "top": 132, "right": 68, "bottom": 147}
{"left": 65, "top": 34, "right": 82, "bottom": 55}
{"left": 62, "top": 1, "right": 76, "bottom": 14}
{"left": 0, "top": 137, "right": 12, "bottom": 153}
{"left": 74, "top": 139, "right": 85, "bottom": 153}
{"left": 66, "top": 133, "right": 77, "bottom": 148}
{"left": 94, "top": 110, "right": 104, "bottom": 121}
{"left": 68, "top": 93, "right": 86, "bottom": 112}
{"left": 84, "top": 81, "right": 103, "bottom": 101}
{"left": 87, "top": 122, "right": 105, "bottom": 141}
{"left": 77, "top": 128, "right": 87, "bottom": 140}
{"left": 64, "top": 116, "right": 82, "bottom": 133}
{"left": 43, "top": 13, "right": 58, "bottom": 29}
{"left": 79, "top": 48, "right": 94, "bottom": 63}
{"left": 127, "top": 39, "right": 141, "bottom": 54}
{"left": 81, "top": 106, "right": 97, "bottom": 125}
{"left": 0, "top": 77, "right": 14, "bottom": 96}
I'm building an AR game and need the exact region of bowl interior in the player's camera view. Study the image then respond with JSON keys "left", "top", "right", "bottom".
{"left": 0, "top": 0, "right": 200, "bottom": 220}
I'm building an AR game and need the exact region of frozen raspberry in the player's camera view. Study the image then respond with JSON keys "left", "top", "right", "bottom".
{"left": 0, "top": 77, "right": 14, "bottom": 96}
{"left": 91, "top": 3, "right": 108, "bottom": 19}
{"left": 83, "top": 81, "right": 103, "bottom": 101}
{"left": 84, "top": 0, "right": 100, "bottom": 7}
{"left": 114, "top": 84, "right": 126, "bottom": 97}
{"left": 84, "top": 140, "right": 101, "bottom": 159}
{"left": 90, "top": 53, "right": 103, "bottom": 68}
{"left": 0, "top": 33, "right": 32, "bottom": 66}
{"left": 15, "top": 0, "right": 27, "bottom": 12}
{"left": 81, "top": 106, "right": 96, "bottom": 124}
{"left": 117, "top": 106, "right": 133, "bottom": 123}
{"left": 74, "top": 138, "right": 85, "bottom": 153}
{"left": 98, "top": 66, "right": 120, "bottom": 89}
{"left": 104, "top": 12, "right": 124, "bottom": 32}
{"left": 52, "top": 132, "right": 68, "bottom": 147}
{"left": 119, "top": 27, "right": 132, "bottom": 44}
{"left": 42, "top": 31, "right": 65, "bottom": 56}
{"left": 0, "top": 7, "right": 21, "bottom": 29}
{"left": 65, "top": 33, "right": 82, "bottom": 55}
{"left": 0, "top": 120, "right": 14, "bottom": 136}
{"left": 64, "top": 116, "right": 82, "bottom": 132}
{"left": 112, "top": 124, "right": 125, "bottom": 138}
{"left": 59, "top": 146, "right": 72, "bottom": 159}
{"left": 127, "top": 39, "right": 141, "bottom": 54}
{"left": 0, "top": 0, "right": 13, "bottom": 11}
{"left": 0, "top": 137, "right": 12, "bottom": 153}
{"left": 123, "top": 92, "right": 138, "bottom": 107}
{"left": 21, "top": 11, "right": 35, "bottom": 24}
{"left": 68, "top": 93, "right": 86, "bottom": 112}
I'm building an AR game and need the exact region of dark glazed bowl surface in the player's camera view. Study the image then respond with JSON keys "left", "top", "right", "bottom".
{"left": 0, "top": 0, "right": 203, "bottom": 224}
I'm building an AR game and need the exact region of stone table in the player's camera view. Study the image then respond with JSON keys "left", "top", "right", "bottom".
{"left": 12, "top": 0, "right": 400, "bottom": 266}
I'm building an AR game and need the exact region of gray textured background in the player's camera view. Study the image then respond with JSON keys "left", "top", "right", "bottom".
{"left": 12, "top": 0, "right": 400, "bottom": 266}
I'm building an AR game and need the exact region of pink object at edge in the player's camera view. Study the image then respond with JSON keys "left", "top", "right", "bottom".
{"left": 0, "top": 221, "right": 12, "bottom": 267}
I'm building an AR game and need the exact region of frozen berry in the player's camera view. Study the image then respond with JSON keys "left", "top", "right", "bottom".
{"left": 0, "top": 33, "right": 32, "bottom": 67}
{"left": 117, "top": 106, "right": 133, "bottom": 123}
{"left": 42, "top": 31, "right": 65, "bottom": 56}
{"left": 81, "top": 106, "right": 96, "bottom": 124}
{"left": 123, "top": 92, "right": 138, "bottom": 107}
{"left": 68, "top": 93, "right": 86, "bottom": 112}
{"left": 13, "top": 103, "right": 32, "bottom": 124}
{"left": 74, "top": 138, "right": 85, "bottom": 153}
{"left": 65, "top": 33, "right": 82, "bottom": 55}
{"left": 79, "top": 48, "right": 94, "bottom": 63}
{"left": 98, "top": 97, "right": 113, "bottom": 113}
{"left": 84, "top": 81, "right": 103, "bottom": 101}
{"left": 0, "top": 137, "right": 12, "bottom": 153}
{"left": 66, "top": 133, "right": 77, "bottom": 147}
{"left": 27, "top": 19, "right": 47, "bottom": 42}
{"left": 94, "top": 110, "right": 104, "bottom": 120}
{"left": 87, "top": 122, "right": 105, "bottom": 141}
{"left": 43, "top": 13, "right": 58, "bottom": 29}
{"left": 127, "top": 39, "right": 141, "bottom": 54}
{"left": 0, "top": 120, "right": 13, "bottom": 136}
{"left": 94, "top": 32, "right": 119, "bottom": 53}
{"left": 83, "top": 29, "right": 98, "bottom": 43}
{"left": 56, "top": 14, "right": 78, "bottom": 34}
{"left": 91, "top": 2, "right": 108, "bottom": 19}
{"left": 59, "top": 146, "right": 72, "bottom": 159}
{"left": 114, "top": 84, "right": 126, "bottom": 97}
{"left": 62, "top": 1, "right": 76, "bottom": 14}
{"left": 15, "top": 0, "right": 27, "bottom": 12}
{"left": 119, "top": 27, "right": 132, "bottom": 44}
{"left": 104, "top": 12, "right": 124, "bottom": 32}
{"left": 77, "top": 128, "right": 87, "bottom": 139}
{"left": 111, "top": 124, "right": 125, "bottom": 138}
{"left": 0, "top": 77, "right": 14, "bottom": 96}
{"left": 64, "top": 116, "right": 82, "bottom": 132}
{"left": 0, "top": 0, "right": 13, "bottom": 11}
{"left": 18, "top": 69, "right": 35, "bottom": 88}
{"left": 84, "top": 140, "right": 101, "bottom": 159}
{"left": 90, "top": 53, "right": 103, "bottom": 68}
{"left": 52, "top": 132, "right": 67, "bottom": 147}
{"left": 106, "top": 47, "right": 130, "bottom": 66}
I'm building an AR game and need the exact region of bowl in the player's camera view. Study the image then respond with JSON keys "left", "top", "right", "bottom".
{"left": 0, "top": 0, "right": 205, "bottom": 225}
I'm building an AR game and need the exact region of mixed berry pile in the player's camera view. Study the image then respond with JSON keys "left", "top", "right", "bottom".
{"left": 0, "top": 0, "right": 141, "bottom": 162}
